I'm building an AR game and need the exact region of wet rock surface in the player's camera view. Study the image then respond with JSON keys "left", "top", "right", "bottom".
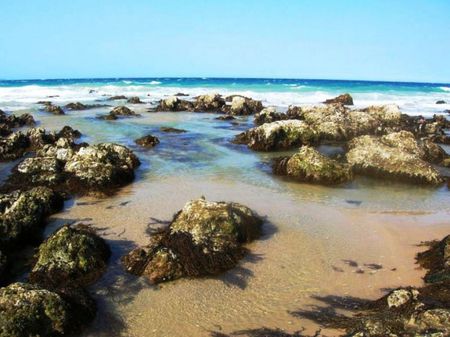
{"left": 0, "top": 110, "right": 35, "bottom": 136}
{"left": 99, "top": 105, "right": 140, "bottom": 120}
{"left": 346, "top": 131, "right": 443, "bottom": 184}
{"left": 224, "top": 96, "right": 264, "bottom": 116}
{"left": 127, "top": 96, "right": 144, "bottom": 104}
{"left": 323, "top": 93, "right": 354, "bottom": 105}
{"left": 135, "top": 134, "right": 160, "bottom": 148}
{"left": 193, "top": 94, "right": 226, "bottom": 112}
{"left": 160, "top": 126, "right": 187, "bottom": 133}
{"left": 254, "top": 107, "right": 288, "bottom": 125}
{"left": 273, "top": 146, "right": 353, "bottom": 185}
{"left": 40, "top": 102, "right": 64, "bottom": 115}
{"left": 122, "top": 197, "right": 262, "bottom": 284}
{"left": 156, "top": 96, "right": 194, "bottom": 112}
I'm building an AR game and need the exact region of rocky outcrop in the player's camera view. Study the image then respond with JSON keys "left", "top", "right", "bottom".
{"left": 417, "top": 235, "right": 450, "bottom": 284}
{"left": 233, "top": 120, "right": 318, "bottom": 151}
{"left": 135, "top": 135, "right": 160, "bottom": 148}
{"left": 225, "top": 96, "right": 264, "bottom": 116}
{"left": 107, "top": 95, "right": 127, "bottom": 101}
{"left": 122, "top": 197, "right": 262, "bottom": 284}
{"left": 436, "top": 100, "right": 446, "bottom": 104}
{"left": 215, "top": 115, "right": 236, "bottom": 121}
{"left": 346, "top": 131, "right": 443, "bottom": 184}
{"left": 0, "top": 187, "right": 63, "bottom": 249}
{"left": 127, "top": 96, "right": 144, "bottom": 104}
{"left": 0, "top": 132, "right": 29, "bottom": 161}
{"left": 0, "top": 110, "right": 35, "bottom": 136}
{"left": 160, "top": 126, "right": 187, "bottom": 133}
{"left": 65, "top": 102, "right": 87, "bottom": 110}
{"left": 99, "top": 106, "right": 140, "bottom": 120}
{"left": 324, "top": 93, "right": 354, "bottom": 105}
{"left": 193, "top": 94, "right": 225, "bottom": 112}
{"left": 40, "top": 102, "right": 64, "bottom": 115}
{"left": 156, "top": 96, "right": 194, "bottom": 112}
{"left": 30, "top": 225, "right": 110, "bottom": 288}
{"left": 273, "top": 146, "right": 352, "bottom": 185}
{"left": 254, "top": 107, "right": 288, "bottom": 125}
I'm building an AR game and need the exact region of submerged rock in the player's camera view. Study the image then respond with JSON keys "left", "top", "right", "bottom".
{"left": 0, "top": 187, "right": 63, "bottom": 250}
{"left": 41, "top": 102, "right": 64, "bottom": 115}
{"left": 160, "top": 126, "right": 187, "bottom": 133}
{"left": 324, "top": 93, "right": 354, "bottom": 105}
{"left": 233, "top": 120, "right": 317, "bottom": 151}
{"left": 194, "top": 94, "right": 225, "bottom": 112}
{"left": 273, "top": 146, "right": 352, "bottom": 185}
{"left": 108, "top": 95, "right": 127, "bottom": 101}
{"left": 111, "top": 105, "right": 139, "bottom": 117}
{"left": 122, "top": 198, "right": 262, "bottom": 284}
{"left": 65, "top": 102, "right": 87, "bottom": 110}
{"left": 156, "top": 96, "right": 194, "bottom": 112}
{"left": 127, "top": 96, "right": 144, "bottom": 104}
{"left": 346, "top": 131, "right": 443, "bottom": 184}
{"left": 30, "top": 225, "right": 110, "bottom": 288}
{"left": 215, "top": 115, "right": 236, "bottom": 121}
{"left": 135, "top": 134, "right": 160, "bottom": 148}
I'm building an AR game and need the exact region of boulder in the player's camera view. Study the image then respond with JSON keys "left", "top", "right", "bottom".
{"left": 194, "top": 94, "right": 225, "bottom": 112}
{"left": 110, "top": 105, "right": 139, "bottom": 117}
{"left": 55, "top": 126, "right": 81, "bottom": 141}
{"left": 135, "top": 135, "right": 160, "bottom": 148}
{"left": 233, "top": 120, "right": 318, "bottom": 151}
{"left": 42, "top": 103, "right": 64, "bottom": 115}
{"left": 215, "top": 115, "right": 236, "bottom": 121}
{"left": 0, "top": 187, "right": 63, "bottom": 249}
{"left": 156, "top": 96, "right": 193, "bottom": 112}
{"left": 127, "top": 96, "right": 144, "bottom": 104}
{"left": 160, "top": 126, "right": 187, "bottom": 133}
{"left": 420, "top": 139, "right": 447, "bottom": 164}
{"left": 107, "top": 95, "right": 127, "bottom": 100}
{"left": 254, "top": 107, "right": 287, "bottom": 125}
{"left": 346, "top": 131, "right": 443, "bottom": 185}
{"left": 227, "top": 96, "right": 263, "bottom": 116}
{"left": 64, "top": 143, "right": 140, "bottom": 190}
{"left": 17, "top": 157, "right": 64, "bottom": 185}
{"left": 65, "top": 102, "right": 87, "bottom": 110}
{"left": 122, "top": 198, "right": 262, "bottom": 284}
{"left": 273, "top": 146, "right": 352, "bottom": 184}
{"left": 30, "top": 225, "right": 110, "bottom": 288}
{"left": 436, "top": 100, "right": 446, "bottom": 104}
{"left": 0, "top": 110, "right": 35, "bottom": 130}
{"left": 324, "top": 93, "right": 354, "bottom": 105}
{"left": 417, "top": 235, "right": 450, "bottom": 283}
{"left": 0, "top": 132, "right": 29, "bottom": 161}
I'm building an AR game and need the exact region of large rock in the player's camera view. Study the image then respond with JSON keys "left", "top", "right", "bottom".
{"left": 41, "top": 103, "right": 64, "bottom": 115}
{"left": 346, "top": 131, "right": 443, "bottom": 184}
{"left": 110, "top": 105, "right": 139, "bottom": 117}
{"left": 233, "top": 120, "right": 318, "bottom": 151}
{"left": 0, "top": 110, "right": 35, "bottom": 136}
{"left": 65, "top": 102, "right": 87, "bottom": 110}
{"left": 17, "top": 157, "right": 64, "bottom": 185}
{"left": 135, "top": 134, "right": 160, "bottom": 148}
{"left": 156, "top": 96, "right": 194, "bottom": 112}
{"left": 0, "top": 187, "right": 63, "bottom": 249}
{"left": 30, "top": 225, "right": 110, "bottom": 288}
{"left": 0, "top": 132, "right": 29, "bottom": 161}
{"left": 194, "top": 94, "right": 225, "bottom": 112}
{"left": 64, "top": 143, "right": 140, "bottom": 190}
{"left": 127, "top": 96, "right": 144, "bottom": 104}
{"left": 273, "top": 146, "right": 352, "bottom": 185}
{"left": 417, "top": 235, "right": 450, "bottom": 283}
{"left": 227, "top": 96, "right": 263, "bottom": 116}
{"left": 122, "top": 198, "right": 262, "bottom": 284}
{"left": 324, "top": 93, "right": 354, "bottom": 105}
{"left": 254, "top": 107, "right": 288, "bottom": 125}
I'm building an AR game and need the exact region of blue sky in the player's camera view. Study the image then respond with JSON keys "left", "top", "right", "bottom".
{"left": 0, "top": 0, "right": 449, "bottom": 82}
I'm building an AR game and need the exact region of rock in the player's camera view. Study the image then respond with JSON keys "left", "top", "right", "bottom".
{"left": 324, "top": 93, "right": 354, "bottom": 105}
{"left": 55, "top": 126, "right": 81, "bottom": 140}
{"left": 273, "top": 146, "right": 352, "bottom": 184}
{"left": 227, "top": 96, "right": 263, "bottom": 115}
{"left": 17, "top": 157, "right": 64, "bottom": 185}
{"left": 108, "top": 95, "right": 127, "bottom": 100}
{"left": 413, "top": 309, "right": 450, "bottom": 333}
{"left": 64, "top": 143, "right": 140, "bottom": 190}
{"left": 0, "top": 110, "right": 35, "bottom": 130}
{"left": 0, "top": 132, "right": 29, "bottom": 161}
{"left": 417, "top": 235, "right": 450, "bottom": 283}
{"left": 420, "top": 139, "right": 447, "bottom": 164}
{"left": 65, "top": 102, "right": 87, "bottom": 110}
{"left": 135, "top": 135, "right": 160, "bottom": 148}
{"left": 194, "top": 94, "right": 225, "bottom": 112}
{"left": 436, "top": 100, "right": 446, "bottom": 104}
{"left": 215, "top": 115, "right": 236, "bottom": 121}
{"left": 174, "top": 93, "right": 189, "bottom": 97}
{"left": 156, "top": 96, "right": 194, "bottom": 112}
{"left": 0, "top": 187, "right": 63, "bottom": 249}
{"left": 110, "top": 106, "right": 139, "bottom": 117}
{"left": 26, "top": 128, "right": 57, "bottom": 148}
{"left": 0, "top": 250, "right": 6, "bottom": 282}
{"left": 30, "top": 225, "right": 110, "bottom": 288}
{"left": 122, "top": 198, "right": 262, "bottom": 284}
{"left": 0, "top": 283, "right": 70, "bottom": 337}
{"left": 42, "top": 103, "right": 64, "bottom": 115}
{"left": 346, "top": 131, "right": 443, "bottom": 185}
{"left": 254, "top": 107, "right": 287, "bottom": 125}
{"left": 386, "top": 288, "right": 419, "bottom": 308}
{"left": 233, "top": 120, "right": 318, "bottom": 151}
{"left": 127, "top": 96, "right": 144, "bottom": 104}
{"left": 160, "top": 126, "right": 187, "bottom": 133}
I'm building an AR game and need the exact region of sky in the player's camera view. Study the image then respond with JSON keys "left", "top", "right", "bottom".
{"left": 0, "top": 0, "right": 449, "bottom": 83}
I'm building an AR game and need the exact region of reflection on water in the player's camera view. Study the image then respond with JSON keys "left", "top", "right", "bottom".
{"left": 1, "top": 105, "right": 450, "bottom": 337}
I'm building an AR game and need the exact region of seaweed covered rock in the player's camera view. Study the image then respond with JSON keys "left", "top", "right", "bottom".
{"left": 233, "top": 120, "right": 317, "bottom": 151}
{"left": 227, "top": 96, "right": 263, "bottom": 116}
{"left": 135, "top": 134, "right": 160, "bottom": 148}
{"left": 64, "top": 143, "right": 140, "bottom": 190}
{"left": 127, "top": 96, "right": 144, "bottom": 104}
{"left": 30, "top": 225, "right": 110, "bottom": 288}
{"left": 0, "top": 132, "right": 29, "bottom": 161}
{"left": 98, "top": 106, "right": 140, "bottom": 120}
{"left": 0, "top": 187, "right": 63, "bottom": 249}
{"left": 254, "top": 107, "right": 288, "bottom": 125}
{"left": 273, "top": 146, "right": 352, "bottom": 185}
{"left": 65, "top": 102, "right": 87, "bottom": 110}
{"left": 0, "top": 283, "right": 70, "bottom": 337}
{"left": 417, "top": 235, "right": 450, "bottom": 283}
{"left": 346, "top": 131, "right": 443, "bottom": 184}
{"left": 17, "top": 157, "right": 64, "bottom": 185}
{"left": 194, "top": 94, "right": 225, "bottom": 112}
{"left": 156, "top": 96, "right": 194, "bottom": 112}
{"left": 0, "top": 110, "right": 35, "bottom": 136}
{"left": 122, "top": 198, "right": 262, "bottom": 284}
{"left": 324, "top": 93, "right": 354, "bottom": 105}
{"left": 41, "top": 102, "right": 64, "bottom": 115}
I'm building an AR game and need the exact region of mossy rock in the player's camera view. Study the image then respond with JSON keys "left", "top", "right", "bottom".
{"left": 0, "top": 282, "right": 69, "bottom": 337}
{"left": 30, "top": 225, "right": 110, "bottom": 288}
{"left": 123, "top": 198, "right": 263, "bottom": 284}
{"left": 273, "top": 146, "right": 352, "bottom": 185}
{"left": 417, "top": 235, "right": 450, "bottom": 284}
{"left": 0, "top": 187, "right": 63, "bottom": 249}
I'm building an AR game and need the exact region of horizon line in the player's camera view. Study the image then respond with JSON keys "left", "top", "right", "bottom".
{"left": 0, "top": 76, "right": 449, "bottom": 86}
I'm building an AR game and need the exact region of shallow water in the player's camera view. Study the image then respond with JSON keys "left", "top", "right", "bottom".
{"left": 0, "top": 81, "right": 450, "bottom": 336}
